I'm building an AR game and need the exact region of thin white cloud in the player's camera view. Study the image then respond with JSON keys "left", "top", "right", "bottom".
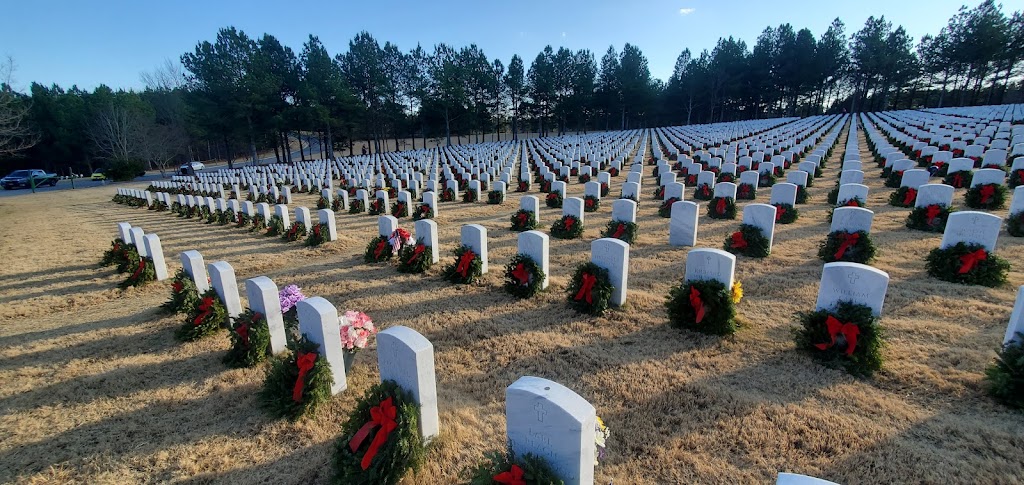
{"left": 561, "top": 32, "right": 567, "bottom": 38}
{"left": 679, "top": 7, "right": 696, "bottom": 15}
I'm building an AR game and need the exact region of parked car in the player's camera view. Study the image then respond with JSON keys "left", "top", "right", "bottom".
{"left": 179, "top": 161, "right": 205, "bottom": 174}
{"left": 91, "top": 168, "right": 107, "bottom": 181}
{"left": 1, "top": 169, "right": 59, "bottom": 189}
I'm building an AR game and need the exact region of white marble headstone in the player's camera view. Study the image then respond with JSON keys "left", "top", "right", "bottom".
{"left": 815, "top": 262, "right": 890, "bottom": 316}
{"left": 684, "top": 248, "right": 735, "bottom": 288}
{"left": 208, "top": 261, "right": 242, "bottom": 319}
{"left": 940, "top": 211, "right": 1001, "bottom": 251}
{"left": 461, "top": 224, "right": 489, "bottom": 274}
{"left": 296, "top": 297, "right": 347, "bottom": 394}
{"left": 180, "top": 250, "right": 210, "bottom": 293}
{"left": 245, "top": 276, "right": 287, "bottom": 355}
{"left": 377, "top": 326, "right": 439, "bottom": 441}
{"left": 518, "top": 230, "right": 549, "bottom": 290}
{"left": 669, "top": 201, "right": 700, "bottom": 247}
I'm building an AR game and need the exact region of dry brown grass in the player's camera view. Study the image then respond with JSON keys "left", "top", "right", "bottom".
{"left": 2, "top": 128, "right": 1024, "bottom": 484}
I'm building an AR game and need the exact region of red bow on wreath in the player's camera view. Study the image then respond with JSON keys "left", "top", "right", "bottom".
{"left": 574, "top": 272, "right": 597, "bottom": 304}
{"left": 926, "top": 204, "right": 941, "bottom": 225}
{"left": 585, "top": 198, "right": 595, "bottom": 208}
{"left": 1017, "top": 170, "right": 1024, "bottom": 183}
{"left": 814, "top": 316, "right": 860, "bottom": 356}
{"left": 373, "top": 239, "right": 388, "bottom": 259}
{"left": 689, "top": 286, "right": 706, "bottom": 323}
{"left": 958, "top": 248, "right": 987, "bottom": 274}
{"left": 730, "top": 231, "right": 748, "bottom": 249}
{"left": 739, "top": 185, "right": 751, "bottom": 196}
{"left": 775, "top": 206, "right": 786, "bottom": 221}
{"left": 194, "top": 297, "right": 215, "bottom": 326}
{"left": 131, "top": 259, "right": 146, "bottom": 279}
{"left": 716, "top": 197, "right": 727, "bottom": 214}
{"left": 563, "top": 216, "right": 576, "bottom": 231}
{"left": 952, "top": 173, "right": 963, "bottom": 187}
{"left": 844, "top": 198, "right": 859, "bottom": 207}
{"left": 980, "top": 185, "right": 995, "bottom": 204}
{"left": 172, "top": 281, "right": 184, "bottom": 293}
{"left": 902, "top": 188, "right": 917, "bottom": 206}
{"left": 456, "top": 250, "right": 477, "bottom": 277}
{"left": 493, "top": 464, "right": 526, "bottom": 485}
{"left": 516, "top": 213, "right": 528, "bottom": 226}
{"left": 292, "top": 351, "right": 317, "bottom": 402}
{"left": 833, "top": 232, "right": 860, "bottom": 260}
{"left": 348, "top": 397, "right": 398, "bottom": 470}
{"left": 511, "top": 263, "right": 530, "bottom": 286}
{"left": 611, "top": 223, "right": 626, "bottom": 239}
{"left": 408, "top": 244, "right": 425, "bottom": 263}
{"left": 236, "top": 322, "right": 250, "bottom": 348}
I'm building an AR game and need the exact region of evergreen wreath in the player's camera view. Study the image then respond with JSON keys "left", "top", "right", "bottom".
{"left": 487, "top": 190, "right": 505, "bottom": 205}
{"left": 758, "top": 171, "right": 776, "bottom": 187}
{"left": 160, "top": 269, "right": 200, "bottom": 315}
{"left": 369, "top": 198, "right": 387, "bottom": 215}
{"left": 578, "top": 173, "right": 591, "bottom": 184}
{"left": 397, "top": 239, "right": 433, "bottom": 274}
{"left": 412, "top": 203, "right": 434, "bottom": 221}
{"left": 600, "top": 182, "right": 609, "bottom": 197}
{"left": 665, "top": 278, "right": 738, "bottom": 336}
{"left": 305, "top": 222, "right": 331, "bottom": 247}
{"left": 441, "top": 187, "right": 457, "bottom": 202}
{"left": 260, "top": 336, "right": 334, "bottom": 421}
{"left": 503, "top": 253, "right": 546, "bottom": 299}
{"left": 925, "top": 242, "right": 1009, "bottom": 287}
{"left": 332, "top": 380, "right": 425, "bottom": 485}
{"left": 985, "top": 334, "right": 1024, "bottom": 409}
{"left": 467, "top": 451, "right": 564, "bottom": 485}
{"left": 257, "top": 193, "right": 269, "bottom": 204}
{"left": 653, "top": 185, "right": 666, "bottom": 200}
{"left": 1008, "top": 211, "right": 1024, "bottom": 237}
{"left": 176, "top": 289, "right": 228, "bottom": 342}
{"left": 251, "top": 213, "right": 267, "bottom": 232}
{"left": 944, "top": 170, "right": 973, "bottom": 189}
{"left": 236, "top": 212, "right": 252, "bottom": 227}
{"left": 906, "top": 204, "right": 953, "bottom": 232}
{"left": 223, "top": 309, "right": 272, "bottom": 368}
{"left": 825, "top": 197, "right": 865, "bottom": 223}
{"left": 566, "top": 262, "right": 614, "bottom": 316}
{"left": 463, "top": 188, "right": 479, "bottom": 203}
{"left": 332, "top": 197, "right": 344, "bottom": 212}
{"left": 818, "top": 230, "right": 876, "bottom": 264}
{"left": 584, "top": 195, "right": 600, "bottom": 212}
{"left": 888, "top": 186, "right": 918, "bottom": 207}
{"left": 119, "top": 256, "right": 157, "bottom": 289}
{"left": 206, "top": 209, "right": 218, "bottom": 224}
{"left": 795, "top": 185, "right": 808, "bottom": 203}
{"left": 737, "top": 183, "right": 756, "bottom": 200}
{"left": 717, "top": 172, "right": 736, "bottom": 184}
{"left": 219, "top": 208, "right": 235, "bottom": 225}
{"left": 266, "top": 215, "right": 285, "bottom": 237}
{"left": 609, "top": 167, "right": 619, "bottom": 177}
{"left": 602, "top": 220, "right": 638, "bottom": 244}
{"left": 693, "top": 184, "right": 713, "bottom": 200}
{"left": 317, "top": 196, "right": 330, "bottom": 210}
{"left": 723, "top": 224, "right": 771, "bottom": 258}
{"left": 365, "top": 235, "right": 395, "bottom": 263}
{"left": 391, "top": 201, "right": 409, "bottom": 218}
{"left": 793, "top": 301, "right": 883, "bottom": 377}
{"left": 706, "top": 196, "right": 737, "bottom": 219}
{"left": 550, "top": 215, "right": 584, "bottom": 239}
{"left": 685, "top": 174, "right": 699, "bottom": 186}
{"left": 826, "top": 184, "right": 840, "bottom": 205}
{"left": 442, "top": 245, "right": 484, "bottom": 284}
{"left": 349, "top": 198, "right": 366, "bottom": 214}
{"left": 773, "top": 203, "right": 798, "bottom": 224}
{"left": 658, "top": 197, "right": 680, "bottom": 218}
{"left": 510, "top": 209, "right": 537, "bottom": 232}
{"left": 100, "top": 238, "right": 131, "bottom": 269}
{"left": 539, "top": 180, "right": 552, "bottom": 193}
{"left": 1008, "top": 169, "right": 1024, "bottom": 189}
{"left": 964, "top": 183, "right": 1007, "bottom": 210}
{"left": 283, "top": 221, "right": 307, "bottom": 242}
{"left": 884, "top": 170, "right": 905, "bottom": 188}
{"left": 545, "top": 192, "right": 563, "bottom": 208}
{"left": 516, "top": 180, "right": 531, "bottom": 192}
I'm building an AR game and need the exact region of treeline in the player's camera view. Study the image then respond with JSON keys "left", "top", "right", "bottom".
{"left": 1, "top": 0, "right": 1022, "bottom": 175}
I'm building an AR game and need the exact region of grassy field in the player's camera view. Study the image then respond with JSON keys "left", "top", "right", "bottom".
{"left": 1, "top": 126, "right": 1023, "bottom": 484}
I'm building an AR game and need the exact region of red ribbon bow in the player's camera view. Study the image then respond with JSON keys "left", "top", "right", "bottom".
{"left": 517, "top": 213, "right": 528, "bottom": 226}
{"left": 574, "top": 272, "right": 597, "bottom": 304}
{"left": 958, "top": 249, "right": 988, "bottom": 274}
{"left": 925, "top": 205, "right": 941, "bottom": 225}
{"left": 408, "top": 244, "right": 426, "bottom": 263}
{"left": 980, "top": 184, "right": 995, "bottom": 203}
{"left": 814, "top": 316, "right": 860, "bottom": 356}
{"left": 585, "top": 198, "right": 595, "bottom": 208}
{"left": 131, "top": 259, "right": 146, "bottom": 279}
{"left": 456, "top": 250, "right": 477, "bottom": 277}
{"left": 903, "top": 188, "right": 917, "bottom": 206}
{"left": 564, "top": 216, "right": 575, "bottom": 231}
{"left": 716, "top": 197, "right": 727, "bottom": 214}
{"left": 236, "top": 322, "right": 250, "bottom": 348}
{"left": 374, "top": 240, "right": 387, "bottom": 259}
{"left": 172, "top": 281, "right": 183, "bottom": 293}
{"left": 193, "top": 297, "right": 215, "bottom": 326}
{"left": 511, "top": 263, "right": 530, "bottom": 286}
{"left": 493, "top": 464, "right": 526, "bottom": 485}
{"left": 833, "top": 232, "right": 860, "bottom": 260}
{"left": 611, "top": 223, "right": 626, "bottom": 239}
{"left": 292, "top": 351, "right": 317, "bottom": 402}
{"left": 952, "top": 173, "right": 963, "bottom": 187}
{"left": 348, "top": 397, "right": 398, "bottom": 470}
{"left": 730, "top": 231, "right": 748, "bottom": 249}
{"left": 844, "top": 198, "right": 859, "bottom": 207}
{"left": 775, "top": 206, "right": 786, "bottom": 221}
{"left": 689, "top": 286, "right": 705, "bottom": 323}
{"left": 1018, "top": 170, "right": 1024, "bottom": 183}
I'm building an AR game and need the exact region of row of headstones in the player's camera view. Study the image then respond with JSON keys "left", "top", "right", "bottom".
{"left": 114, "top": 222, "right": 169, "bottom": 281}
{"left": 870, "top": 112, "right": 1019, "bottom": 166}
{"left": 878, "top": 109, "right": 1021, "bottom": 151}
{"left": 658, "top": 113, "right": 840, "bottom": 163}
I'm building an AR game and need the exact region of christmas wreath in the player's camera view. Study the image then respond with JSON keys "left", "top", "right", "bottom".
{"left": 349, "top": 198, "right": 366, "bottom": 214}
{"left": 510, "top": 209, "right": 537, "bottom": 232}
{"left": 365, "top": 235, "right": 394, "bottom": 263}
{"left": 584, "top": 195, "right": 600, "bottom": 212}
{"left": 545, "top": 192, "right": 563, "bottom": 208}
{"left": 463, "top": 188, "right": 479, "bottom": 203}
{"left": 707, "top": 196, "right": 736, "bottom": 219}
{"left": 251, "top": 213, "right": 267, "bottom": 232}
{"left": 653, "top": 185, "right": 666, "bottom": 200}
{"left": 1008, "top": 211, "right": 1024, "bottom": 237}
{"left": 693, "top": 184, "right": 713, "bottom": 200}
{"left": 260, "top": 336, "right": 334, "bottom": 421}
{"left": 206, "top": 209, "right": 218, "bottom": 224}
{"left": 925, "top": 242, "right": 1009, "bottom": 287}
{"left": 985, "top": 334, "right": 1024, "bottom": 409}
{"left": 665, "top": 278, "right": 741, "bottom": 335}
{"left": 717, "top": 173, "right": 736, "bottom": 184}
{"left": 397, "top": 239, "right": 433, "bottom": 274}
{"left": 550, "top": 215, "right": 584, "bottom": 239}
{"left": 600, "top": 183, "right": 610, "bottom": 197}
{"left": 906, "top": 204, "right": 953, "bottom": 232}
{"left": 442, "top": 245, "right": 484, "bottom": 284}
{"left": 773, "top": 203, "right": 798, "bottom": 224}
{"left": 160, "top": 269, "right": 200, "bottom": 315}
{"left": 516, "top": 180, "right": 530, "bottom": 192}
{"left": 609, "top": 167, "right": 619, "bottom": 177}
{"left": 391, "top": 201, "right": 409, "bottom": 218}
{"left": 236, "top": 212, "right": 252, "bottom": 227}
{"left": 283, "top": 221, "right": 307, "bottom": 242}
{"left": 685, "top": 174, "right": 698, "bottom": 186}
{"left": 317, "top": 196, "right": 330, "bottom": 210}
{"left": 504, "top": 253, "right": 546, "bottom": 299}
{"left": 602, "top": 220, "right": 637, "bottom": 244}
{"left": 758, "top": 171, "right": 776, "bottom": 187}
{"left": 540, "top": 180, "right": 552, "bottom": 193}
{"left": 223, "top": 309, "right": 272, "bottom": 368}
{"left": 1008, "top": 169, "right": 1024, "bottom": 189}
{"left": 793, "top": 301, "right": 883, "bottom": 377}
{"left": 487, "top": 190, "right": 505, "bottom": 205}
{"left": 412, "top": 204, "right": 433, "bottom": 221}
{"left": 944, "top": 170, "right": 973, "bottom": 189}
{"left": 100, "top": 238, "right": 131, "bottom": 269}
{"left": 965, "top": 183, "right": 1007, "bottom": 210}
{"left": 826, "top": 184, "right": 841, "bottom": 205}
{"left": 795, "top": 185, "right": 808, "bottom": 204}
{"left": 332, "top": 380, "right": 426, "bottom": 485}
{"left": 884, "top": 170, "right": 905, "bottom": 188}
{"left": 305, "top": 222, "right": 331, "bottom": 247}
{"left": 888, "top": 187, "right": 918, "bottom": 207}
{"left": 219, "top": 208, "right": 235, "bottom": 225}
{"left": 467, "top": 451, "right": 564, "bottom": 485}
{"left": 567, "top": 262, "right": 614, "bottom": 316}
{"left": 257, "top": 193, "right": 269, "bottom": 204}
{"left": 825, "top": 198, "right": 865, "bottom": 223}
{"left": 724, "top": 224, "right": 771, "bottom": 258}
{"left": 332, "top": 197, "right": 344, "bottom": 212}
{"left": 176, "top": 289, "right": 228, "bottom": 342}
{"left": 119, "top": 256, "right": 157, "bottom": 289}
{"left": 369, "top": 198, "right": 387, "bottom": 215}
{"left": 578, "top": 173, "right": 592, "bottom": 184}
{"left": 737, "top": 183, "right": 756, "bottom": 200}
{"left": 658, "top": 197, "right": 680, "bottom": 218}
{"left": 266, "top": 215, "right": 285, "bottom": 236}
{"left": 441, "top": 187, "right": 457, "bottom": 202}
{"left": 818, "top": 230, "right": 876, "bottom": 264}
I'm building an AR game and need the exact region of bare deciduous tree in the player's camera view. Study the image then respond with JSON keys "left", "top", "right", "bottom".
{"left": 139, "top": 120, "right": 188, "bottom": 176}
{"left": 0, "top": 56, "right": 37, "bottom": 156}
{"left": 89, "top": 105, "right": 143, "bottom": 161}
{"left": 140, "top": 58, "right": 186, "bottom": 91}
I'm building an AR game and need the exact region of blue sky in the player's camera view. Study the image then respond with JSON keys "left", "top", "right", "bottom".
{"left": 1, "top": 0, "right": 983, "bottom": 92}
